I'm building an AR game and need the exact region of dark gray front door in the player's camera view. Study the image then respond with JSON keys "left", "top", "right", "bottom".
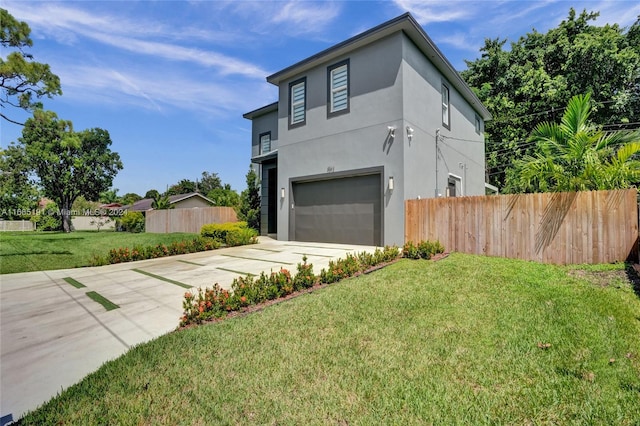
{"left": 292, "top": 173, "right": 381, "bottom": 246}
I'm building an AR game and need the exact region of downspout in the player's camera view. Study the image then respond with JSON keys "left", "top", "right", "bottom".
{"left": 435, "top": 128, "right": 439, "bottom": 197}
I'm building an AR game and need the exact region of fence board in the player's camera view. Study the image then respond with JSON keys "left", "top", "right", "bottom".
{"left": 146, "top": 207, "right": 238, "bottom": 234}
{"left": 405, "top": 189, "right": 638, "bottom": 265}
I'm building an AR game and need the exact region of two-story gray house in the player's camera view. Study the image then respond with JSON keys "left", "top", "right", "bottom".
{"left": 244, "top": 13, "right": 491, "bottom": 247}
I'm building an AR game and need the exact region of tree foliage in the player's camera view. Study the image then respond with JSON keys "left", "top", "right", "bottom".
{"left": 152, "top": 193, "right": 173, "bottom": 210}
{"left": 144, "top": 189, "right": 160, "bottom": 200}
{"left": 99, "top": 188, "right": 119, "bottom": 204}
{"left": 0, "top": 8, "right": 62, "bottom": 125}
{"left": 461, "top": 8, "right": 640, "bottom": 190}
{"left": 20, "top": 110, "right": 123, "bottom": 232}
{"left": 198, "top": 171, "right": 222, "bottom": 195}
{"left": 119, "top": 192, "right": 142, "bottom": 206}
{"left": 510, "top": 94, "right": 640, "bottom": 192}
{"left": 165, "top": 172, "right": 223, "bottom": 196}
{"left": 165, "top": 179, "right": 197, "bottom": 196}
{"left": 207, "top": 184, "right": 240, "bottom": 208}
{"left": 0, "top": 142, "right": 39, "bottom": 219}
{"left": 238, "top": 166, "right": 260, "bottom": 231}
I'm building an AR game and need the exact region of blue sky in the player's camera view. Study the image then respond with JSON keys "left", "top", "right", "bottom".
{"left": 2, "top": 0, "right": 639, "bottom": 197}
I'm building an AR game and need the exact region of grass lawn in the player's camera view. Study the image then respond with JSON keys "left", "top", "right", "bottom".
{"left": 0, "top": 231, "right": 198, "bottom": 274}
{"left": 17, "top": 254, "right": 640, "bottom": 424}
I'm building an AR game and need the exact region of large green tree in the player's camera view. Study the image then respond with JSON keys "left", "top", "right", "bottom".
{"left": 20, "top": 110, "right": 123, "bottom": 232}
{"left": 461, "top": 8, "right": 640, "bottom": 190}
{"left": 510, "top": 94, "right": 640, "bottom": 193}
{"left": 0, "top": 143, "right": 39, "bottom": 219}
{"left": 198, "top": 171, "right": 222, "bottom": 195}
{"left": 207, "top": 183, "right": 240, "bottom": 208}
{"left": 1, "top": 8, "right": 62, "bottom": 125}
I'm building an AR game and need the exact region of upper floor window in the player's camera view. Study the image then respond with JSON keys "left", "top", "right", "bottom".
{"left": 475, "top": 115, "right": 482, "bottom": 134}
{"left": 259, "top": 132, "right": 271, "bottom": 154}
{"left": 289, "top": 78, "right": 306, "bottom": 127}
{"left": 328, "top": 60, "right": 349, "bottom": 116}
{"left": 442, "top": 83, "right": 450, "bottom": 129}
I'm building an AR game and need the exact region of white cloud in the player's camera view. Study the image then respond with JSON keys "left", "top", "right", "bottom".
{"left": 225, "top": 0, "right": 342, "bottom": 36}
{"left": 54, "top": 63, "right": 275, "bottom": 117}
{"left": 5, "top": 1, "right": 268, "bottom": 78}
{"left": 592, "top": 1, "right": 640, "bottom": 28}
{"left": 86, "top": 32, "right": 268, "bottom": 79}
{"left": 393, "top": 0, "right": 473, "bottom": 24}
{"left": 272, "top": 1, "right": 341, "bottom": 31}
{"left": 435, "top": 32, "right": 478, "bottom": 52}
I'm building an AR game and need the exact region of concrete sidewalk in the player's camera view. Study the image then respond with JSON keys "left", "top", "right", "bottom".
{"left": 0, "top": 238, "right": 376, "bottom": 422}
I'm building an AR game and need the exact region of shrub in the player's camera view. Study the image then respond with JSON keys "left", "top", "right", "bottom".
{"left": 201, "top": 221, "right": 257, "bottom": 246}
{"left": 417, "top": 240, "right": 444, "bottom": 259}
{"left": 181, "top": 285, "right": 230, "bottom": 326}
{"left": 182, "top": 246, "right": 403, "bottom": 326}
{"left": 93, "top": 236, "right": 220, "bottom": 266}
{"left": 118, "top": 211, "right": 145, "bottom": 233}
{"left": 403, "top": 240, "right": 444, "bottom": 260}
{"left": 225, "top": 227, "right": 258, "bottom": 247}
{"left": 293, "top": 255, "right": 316, "bottom": 290}
{"left": 31, "top": 202, "right": 62, "bottom": 231}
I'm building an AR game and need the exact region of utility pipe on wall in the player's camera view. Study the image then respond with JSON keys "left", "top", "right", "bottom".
{"left": 435, "top": 128, "right": 440, "bottom": 197}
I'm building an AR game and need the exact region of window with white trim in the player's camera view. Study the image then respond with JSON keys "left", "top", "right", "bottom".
{"left": 328, "top": 60, "right": 349, "bottom": 115}
{"left": 259, "top": 132, "right": 271, "bottom": 154}
{"left": 289, "top": 78, "right": 306, "bottom": 127}
{"left": 442, "top": 83, "right": 450, "bottom": 129}
{"left": 447, "top": 174, "right": 461, "bottom": 197}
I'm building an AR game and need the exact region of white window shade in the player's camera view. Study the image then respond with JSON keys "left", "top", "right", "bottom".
{"left": 330, "top": 65, "right": 348, "bottom": 112}
{"left": 291, "top": 82, "right": 306, "bottom": 124}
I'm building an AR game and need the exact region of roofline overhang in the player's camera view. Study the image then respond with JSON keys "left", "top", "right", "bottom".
{"left": 170, "top": 192, "right": 216, "bottom": 205}
{"left": 266, "top": 13, "right": 491, "bottom": 121}
{"left": 243, "top": 102, "right": 278, "bottom": 120}
{"left": 251, "top": 149, "right": 278, "bottom": 164}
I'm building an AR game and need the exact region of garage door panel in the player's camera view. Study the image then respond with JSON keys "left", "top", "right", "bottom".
{"left": 292, "top": 174, "right": 381, "bottom": 246}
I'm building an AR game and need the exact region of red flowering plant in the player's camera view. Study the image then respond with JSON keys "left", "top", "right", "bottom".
{"left": 180, "top": 284, "right": 231, "bottom": 326}
{"left": 180, "top": 248, "right": 408, "bottom": 327}
{"left": 293, "top": 255, "right": 316, "bottom": 290}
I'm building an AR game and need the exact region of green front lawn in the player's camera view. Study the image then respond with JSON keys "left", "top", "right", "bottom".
{"left": 0, "top": 231, "right": 198, "bottom": 274}
{"left": 18, "top": 254, "right": 640, "bottom": 424}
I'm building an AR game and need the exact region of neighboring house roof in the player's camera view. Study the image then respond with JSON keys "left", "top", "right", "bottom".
{"left": 243, "top": 102, "right": 278, "bottom": 120}
{"left": 125, "top": 192, "right": 215, "bottom": 211}
{"left": 100, "top": 203, "right": 122, "bottom": 208}
{"left": 266, "top": 12, "right": 491, "bottom": 121}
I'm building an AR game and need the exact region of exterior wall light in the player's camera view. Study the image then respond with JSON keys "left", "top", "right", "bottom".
{"left": 388, "top": 176, "right": 394, "bottom": 191}
{"left": 281, "top": 188, "right": 285, "bottom": 199}
{"left": 387, "top": 126, "right": 396, "bottom": 138}
{"left": 406, "top": 126, "right": 414, "bottom": 141}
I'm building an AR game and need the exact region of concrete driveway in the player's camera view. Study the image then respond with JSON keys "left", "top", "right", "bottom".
{"left": 0, "top": 237, "right": 377, "bottom": 422}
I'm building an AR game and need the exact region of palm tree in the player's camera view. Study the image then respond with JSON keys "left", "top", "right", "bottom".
{"left": 512, "top": 93, "right": 640, "bottom": 193}
{"left": 151, "top": 193, "right": 173, "bottom": 210}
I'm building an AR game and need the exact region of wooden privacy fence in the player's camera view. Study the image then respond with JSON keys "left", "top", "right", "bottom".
{"left": 146, "top": 207, "right": 237, "bottom": 234}
{"left": 405, "top": 189, "right": 638, "bottom": 265}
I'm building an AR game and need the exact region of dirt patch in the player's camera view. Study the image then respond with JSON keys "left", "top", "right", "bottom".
{"left": 568, "top": 265, "right": 640, "bottom": 290}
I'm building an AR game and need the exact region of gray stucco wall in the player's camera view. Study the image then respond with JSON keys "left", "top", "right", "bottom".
{"left": 276, "top": 32, "right": 407, "bottom": 246}
{"left": 264, "top": 31, "right": 486, "bottom": 246}
{"left": 401, "top": 36, "right": 485, "bottom": 200}
{"left": 250, "top": 110, "right": 278, "bottom": 158}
